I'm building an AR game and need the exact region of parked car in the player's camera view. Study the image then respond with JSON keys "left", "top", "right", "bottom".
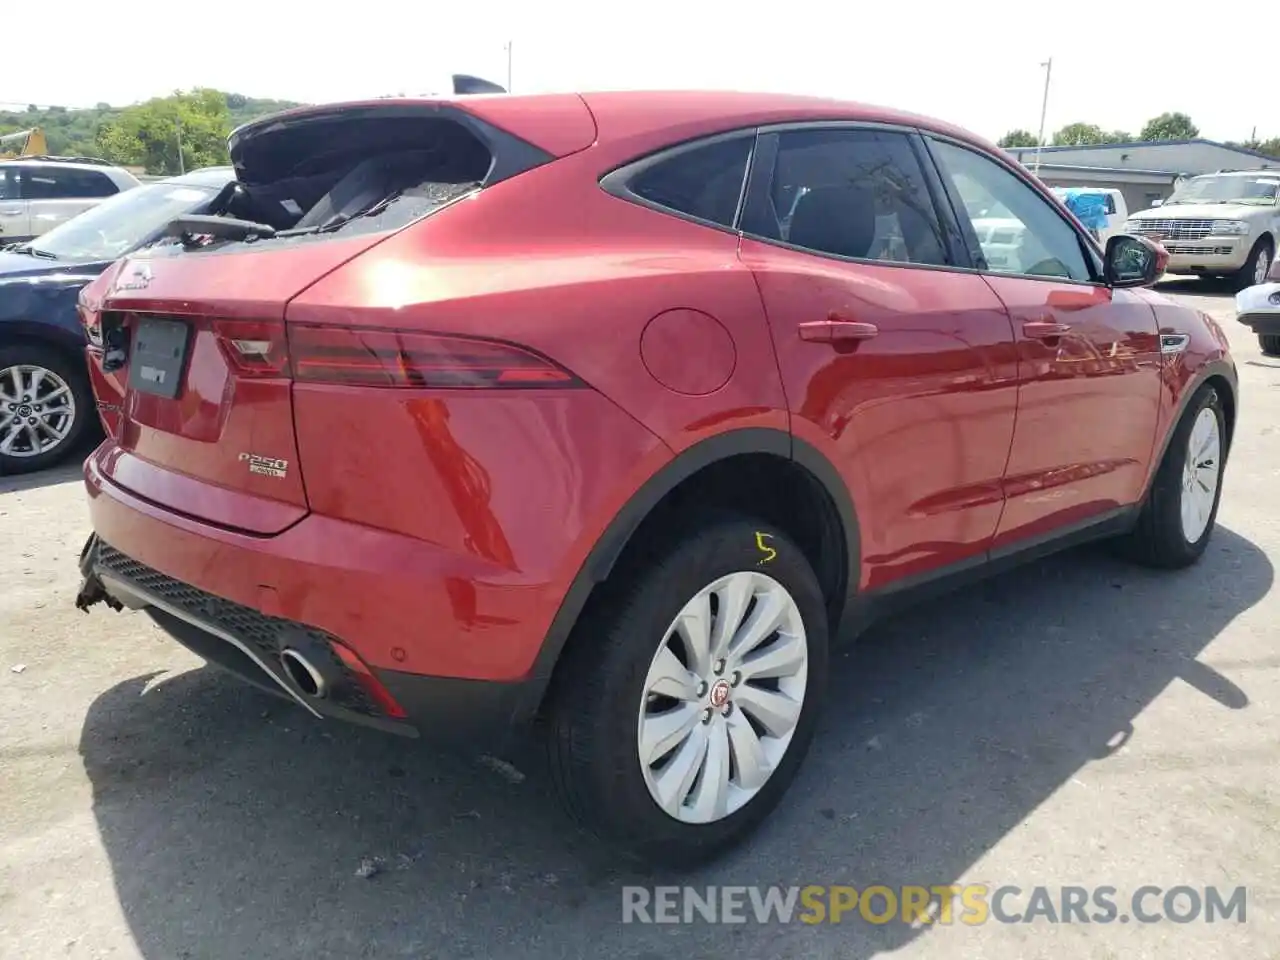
{"left": 0, "top": 167, "right": 233, "bottom": 473}
{"left": 0, "top": 157, "right": 141, "bottom": 245}
{"left": 73, "top": 92, "right": 1237, "bottom": 865}
{"left": 1234, "top": 266, "right": 1280, "bottom": 354}
{"left": 1124, "top": 170, "right": 1279, "bottom": 290}
{"left": 1051, "top": 186, "right": 1128, "bottom": 246}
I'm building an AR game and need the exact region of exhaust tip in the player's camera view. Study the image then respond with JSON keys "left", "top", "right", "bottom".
{"left": 280, "top": 648, "right": 328, "bottom": 698}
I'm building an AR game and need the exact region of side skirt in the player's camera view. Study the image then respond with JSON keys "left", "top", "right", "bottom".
{"left": 842, "top": 505, "right": 1140, "bottom": 639}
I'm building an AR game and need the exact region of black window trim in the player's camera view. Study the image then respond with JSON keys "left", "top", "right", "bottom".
{"left": 738, "top": 119, "right": 975, "bottom": 276}
{"left": 920, "top": 132, "right": 1107, "bottom": 287}
{"left": 598, "top": 127, "right": 759, "bottom": 236}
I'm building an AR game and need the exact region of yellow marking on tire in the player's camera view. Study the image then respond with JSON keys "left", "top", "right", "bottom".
{"left": 756, "top": 532, "right": 777, "bottom": 565}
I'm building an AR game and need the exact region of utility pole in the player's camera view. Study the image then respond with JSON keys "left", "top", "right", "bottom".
{"left": 1033, "top": 57, "right": 1052, "bottom": 176}
{"left": 174, "top": 115, "right": 185, "bottom": 175}
{"left": 505, "top": 41, "right": 513, "bottom": 92}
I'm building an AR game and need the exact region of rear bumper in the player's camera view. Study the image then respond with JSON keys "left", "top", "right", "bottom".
{"left": 83, "top": 445, "right": 562, "bottom": 682}
{"left": 80, "top": 440, "right": 568, "bottom": 746}
{"left": 78, "top": 532, "right": 538, "bottom": 748}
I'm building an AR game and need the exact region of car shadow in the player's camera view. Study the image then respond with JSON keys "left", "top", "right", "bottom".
{"left": 1154, "top": 276, "right": 1238, "bottom": 299}
{"left": 78, "top": 527, "right": 1270, "bottom": 960}
{"left": 0, "top": 459, "right": 84, "bottom": 493}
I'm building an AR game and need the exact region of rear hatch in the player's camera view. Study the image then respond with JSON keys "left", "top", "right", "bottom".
{"left": 86, "top": 95, "right": 597, "bottom": 534}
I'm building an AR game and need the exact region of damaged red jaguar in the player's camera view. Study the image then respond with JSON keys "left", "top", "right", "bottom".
{"left": 74, "top": 90, "right": 1236, "bottom": 865}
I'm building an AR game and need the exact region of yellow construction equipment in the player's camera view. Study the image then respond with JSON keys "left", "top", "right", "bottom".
{"left": 0, "top": 128, "right": 48, "bottom": 158}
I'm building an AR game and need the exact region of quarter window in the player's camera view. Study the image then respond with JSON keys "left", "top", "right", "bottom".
{"left": 745, "top": 128, "right": 950, "bottom": 267}
{"left": 626, "top": 137, "right": 752, "bottom": 228}
{"left": 929, "top": 139, "right": 1092, "bottom": 281}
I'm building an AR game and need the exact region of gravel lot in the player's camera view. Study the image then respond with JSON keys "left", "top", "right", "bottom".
{"left": 2, "top": 279, "right": 1277, "bottom": 960}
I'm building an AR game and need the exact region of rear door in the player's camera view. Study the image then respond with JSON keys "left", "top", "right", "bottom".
{"left": 23, "top": 165, "right": 117, "bottom": 237}
{"left": 924, "top": 136, "right": 1162, "bottom": 549}
{"left": 738, "top": 125, "right": 1020, "bottom": 590}
{"left": 0, "top": 168, "right": 30, "bottom": 243}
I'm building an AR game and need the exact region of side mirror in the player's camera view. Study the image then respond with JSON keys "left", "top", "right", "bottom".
{"left": 1105, "top": 234, "right": 1166, "bottom": 288}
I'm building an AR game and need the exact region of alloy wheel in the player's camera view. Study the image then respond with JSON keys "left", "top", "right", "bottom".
{"left": 637, "top": 570, "right": 808, "bottom": 824}
{"left": 1180, "top": 405, "right": 1221, "bottom": 543}
{"left": 1255, "top": 247, "right": 1273, "bottom": 286}
{"left": 0, "top": 364, "right": 78, "bottom": 459}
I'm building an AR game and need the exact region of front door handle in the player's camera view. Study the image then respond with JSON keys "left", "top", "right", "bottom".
{"left": 798, "top": 320, "right": 879, "bottom": 343}
{"left": 1023, "top": 320, "right": 1072, "bottom": 339}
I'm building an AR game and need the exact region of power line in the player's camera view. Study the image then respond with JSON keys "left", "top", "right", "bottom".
{"left": 0, "top": 98, "right": 101, "bottom": 111}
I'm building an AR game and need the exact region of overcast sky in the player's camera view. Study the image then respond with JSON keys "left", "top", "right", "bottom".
{"left": 7, "top": 0, "right": 1273, "bottom": 144}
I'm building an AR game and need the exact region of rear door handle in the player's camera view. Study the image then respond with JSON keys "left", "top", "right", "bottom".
{"left": 1023, "top": 321, "right": 1072, "bottom": 339}
{"left": 798, "top": 320, "right": 879, "bottom": 343}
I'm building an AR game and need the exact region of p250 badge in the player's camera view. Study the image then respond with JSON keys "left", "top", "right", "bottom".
{"left": 239, "top": 452, "right": 288, "bottom": 479}
{"left": 114, "top": 261, "right": 152, "bottom": 292}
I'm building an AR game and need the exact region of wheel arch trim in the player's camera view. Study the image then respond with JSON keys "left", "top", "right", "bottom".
{"left": 1145, "top": 358, "right": 1238, "bottom": 500}
{"left": 518, "top": 426, "right": 860, "bottom": 718}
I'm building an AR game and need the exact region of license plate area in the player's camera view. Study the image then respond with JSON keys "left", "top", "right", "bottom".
{"left": 127, "top": 318, "right": 189, "bottom": 399}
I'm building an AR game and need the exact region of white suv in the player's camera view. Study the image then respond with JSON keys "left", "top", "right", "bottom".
{"left": 1124, "top": 170, "right": 1279, "bottom": 291}
{"left": 0, "top": 157, "right": 140, "bottom": 246}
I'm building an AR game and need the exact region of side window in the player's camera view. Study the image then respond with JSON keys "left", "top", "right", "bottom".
{"left": 24, "top": 167, "right": 117, "bottom": 199}
{"left": 0, "top": 169, "right": 17, "bottom": 202}
{"left": 745, "top": 128, "right": 949, "bottom": 267}
{"left": 67, "top": 170, "right": 117, "bottom": 198}
{"left": 929, "top": 139, "right": 1092, "bottom": 282}
{"left": 21, "top": 167, "right": 64, "bottom": 200}
{"left": 626, "top": 137, "right": 752, "bottom": 228}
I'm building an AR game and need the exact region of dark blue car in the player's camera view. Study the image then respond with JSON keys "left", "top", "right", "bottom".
{"left": 0, "top": 166, "right": 233, "bottom": 474}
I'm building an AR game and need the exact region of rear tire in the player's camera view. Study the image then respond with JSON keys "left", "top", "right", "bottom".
{"left": 1259, "top": 334, "right": 1280, "bottom": 356}
{"left": 0, "top": 343, "right": 94, "bottom": 476}
{"left": 1118, "top": 384, "right": 1226, "bottom": 568}
{"left": 545, "top": 515, "right": 829, "bottom": 867}
{"left": 1233, "top": 238, "right": 1273, "bottom": 292}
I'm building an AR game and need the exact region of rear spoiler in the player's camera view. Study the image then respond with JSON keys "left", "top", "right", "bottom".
{"left": 452, "top": 75, "right": 506, "bottom": 95}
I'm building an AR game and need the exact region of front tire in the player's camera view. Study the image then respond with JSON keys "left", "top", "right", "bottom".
{"left": 1233, "top": 238, "right": 1273, "bottom": 292}
{"left": 1120, "top": 384, "right": 1226, "bottom": 568}
{"left": 546, "top": 516, "right": 829, "bottom": 866}
{"left": 0, "top": 343, "right": 94, "bottom": 475}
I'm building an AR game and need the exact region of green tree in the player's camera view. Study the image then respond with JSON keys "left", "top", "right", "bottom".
{"left": 1140, "top": 112, "right": 1199, "bottom": 141}
{"left": 96, "top": 88, "right": 233, "bottom": 174}
{"left": 998, "top": 129, "right": 1039, "bottom": 148}
{"left": 1, "top": 92, "right": 301, "bottom": 165}
{"left": 1052, "top": 122, "right": 1108, "bottom": 146}
{"left": 1260, "top": 139, "right": 1280, "bottom": 158}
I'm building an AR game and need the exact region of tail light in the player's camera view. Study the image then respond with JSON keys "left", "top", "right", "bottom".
{"left": 79, "top": 304, "right": 103, "bottom": 348}
{"left": 214, "top": 319, "right": 289, "bottom": 378}
{"left": 287, "top": 325, "right": 583, "bottom": 389}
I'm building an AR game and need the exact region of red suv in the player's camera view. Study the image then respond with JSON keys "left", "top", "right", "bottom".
{"left": 74, "top": 91, "right": 1237, "bottom": 866}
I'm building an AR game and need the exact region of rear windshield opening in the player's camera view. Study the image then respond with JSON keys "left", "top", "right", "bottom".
{"left": 180, "top": 115, "right": 494, "bottom": 249}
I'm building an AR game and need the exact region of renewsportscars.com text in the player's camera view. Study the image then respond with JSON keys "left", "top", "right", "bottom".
{"left": 621, "top": 885, "right": 1247, "bottom": 925}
